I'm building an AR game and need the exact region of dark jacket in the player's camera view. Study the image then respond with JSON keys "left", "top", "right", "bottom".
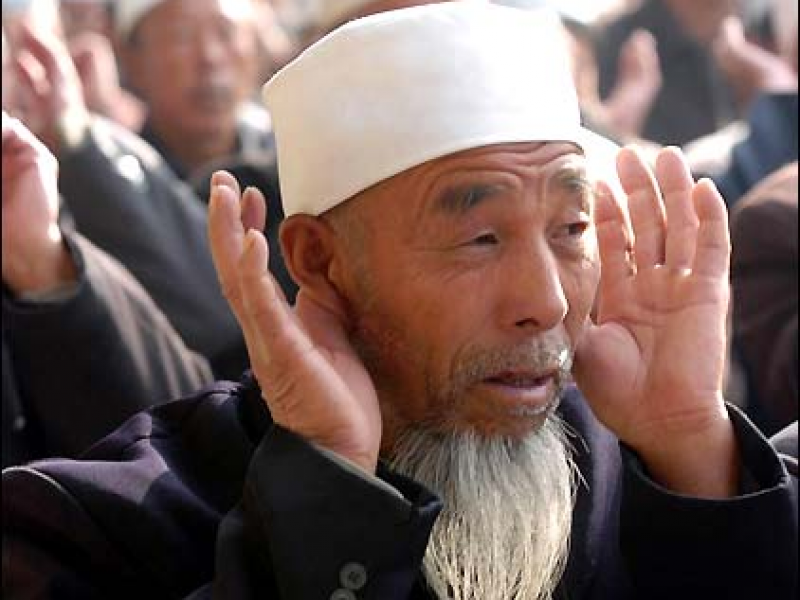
{"left": 56, "top": 116, "right": 247, "bottom": 379}
{"left": 2, "top": 234, "right": 213, "bottom": 467}
{"left": 716, "top": 93, "right": 799, "bottom": 207}
{"left": 3, "top": 375, "right": 797, "bottom": 599}
{"left": 731, "top": 162, "right": 798, "bottom": 433}
{"left": 140, "top": 102, "right": 275, "bottom": 184}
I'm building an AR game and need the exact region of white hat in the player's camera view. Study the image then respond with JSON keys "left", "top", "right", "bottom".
{"left": 114, "top": 0, "right": 166, "bottom": 40}
{"left": 264, "top": 1, "right": 620, "bottom": 217}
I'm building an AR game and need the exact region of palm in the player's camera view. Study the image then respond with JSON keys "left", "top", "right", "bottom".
{"left": 575, "top": 147, "right": 730, "bottom": 450}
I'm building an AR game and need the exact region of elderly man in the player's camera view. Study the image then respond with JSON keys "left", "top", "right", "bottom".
{"left": 4, "top": 4, "right": 797, "bottom": 599}
{"left": 114, "top": 0, "right": 273, "bottom": 183}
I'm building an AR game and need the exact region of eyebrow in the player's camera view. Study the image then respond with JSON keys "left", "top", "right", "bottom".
{"left": 552, "top": 166, "right": 592, "bottom": 192}
{"left": 433, "top": 182, "right": 507, "bottom": 215}
{"left": 550, "top": 167, "right": 593, "bottom": 209}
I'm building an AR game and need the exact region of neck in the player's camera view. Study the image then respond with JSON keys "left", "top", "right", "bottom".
{"left": 147, "top": 115, "right": 238, "bottom": 178}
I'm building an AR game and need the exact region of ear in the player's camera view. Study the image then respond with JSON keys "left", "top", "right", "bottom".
{"left": 279, "top": 215, "right": 350, "bottom": 317}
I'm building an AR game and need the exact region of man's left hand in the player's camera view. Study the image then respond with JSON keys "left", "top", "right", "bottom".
{"left": 574, "top": 146, "right": 738, "bottom": 498}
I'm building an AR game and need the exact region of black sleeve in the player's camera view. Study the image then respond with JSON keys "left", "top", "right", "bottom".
{"left": 619, "top": 405, "right": 798, "bottom": 599}
{"left": 3, "top": 422, "right": 441, "bottom": 599}
{"left": 3, "top": 233, "right": 213, "bottom": 458}
{"left": 211, "top": 425, "right": 441, "bottom": 599}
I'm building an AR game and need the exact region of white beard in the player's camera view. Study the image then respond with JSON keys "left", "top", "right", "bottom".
{"left": 388, "top": 415, "right": 577, "bottom": 600}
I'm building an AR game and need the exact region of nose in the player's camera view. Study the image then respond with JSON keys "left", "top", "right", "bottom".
{"left": 196, "top": 30, "right": 228, "bottom": 67}
{"left": 501, "top": 244, "right": 569, "bottom": 332}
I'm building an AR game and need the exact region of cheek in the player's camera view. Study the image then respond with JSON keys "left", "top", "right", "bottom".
{"left": 563, "top": 255, "right": 601, "bottom": 339}
{"left": 350, "top": 272, "right": 464, "bottom": 409}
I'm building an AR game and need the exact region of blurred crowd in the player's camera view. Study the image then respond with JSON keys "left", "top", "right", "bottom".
{"left": 2, "top": 0, "right": 797, "bottom": 467}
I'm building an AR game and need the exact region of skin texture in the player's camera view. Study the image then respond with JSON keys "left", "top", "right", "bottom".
{"left": 120, "top": 0, "right": 259, "bottom": 175}
{"left": 208, "top": 141, "right": 738, "bottom": 499}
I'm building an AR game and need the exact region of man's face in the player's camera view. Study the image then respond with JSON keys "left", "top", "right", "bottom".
{"left": 124, "top": 0, "right": 258, "bottom": 138}
{"left": 334, "top": 142, "right": 601, "bottom": 449}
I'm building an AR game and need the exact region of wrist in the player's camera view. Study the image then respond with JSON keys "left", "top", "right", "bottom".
{"left": 630, "top": 403, "right": 740, "bottom": 499}
{"left": 5, "top": 234, "right": 78, "bottom": 296}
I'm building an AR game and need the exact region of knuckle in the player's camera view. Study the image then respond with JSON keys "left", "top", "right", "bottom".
{"left": 218, "top": 279, "right": 243, "bottom": 306}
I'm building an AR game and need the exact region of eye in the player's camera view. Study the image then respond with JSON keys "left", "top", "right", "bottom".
{"left": 469, "top": 233, "right": 499, "bottom": 246}
{"left": 565, "top": 222, "right": 589, "bottom": 237}
{"left": 556, "top": 221, "right": 590, "bottom": 240}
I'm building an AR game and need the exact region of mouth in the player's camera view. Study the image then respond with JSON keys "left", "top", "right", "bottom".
{"left": 191, "top": 86, "right": 234, "bottom": 110}
{"left": 481, "top": 369, "right": 561, "bottom": 418}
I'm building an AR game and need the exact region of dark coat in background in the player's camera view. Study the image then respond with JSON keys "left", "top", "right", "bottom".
{"left": 731, "top": 162, "right": 798, "bottom": 434}
{"left": 716, "top": 93, "right": 799, "bottom": 207}
{"left": 4, "top": 375, "right": 797, "bottom": 599}
{"left": 56, "top": 116, "right": 248, "bottom": 379}
{"left": 2, "top": 234, "right": 212, "bottom": 467}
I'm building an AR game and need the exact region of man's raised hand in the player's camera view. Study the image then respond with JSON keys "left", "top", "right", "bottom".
{"left": 574, "top": 146, "right": 737, "bottom": 498}
{"left": 207, "top": 172, "right": 382, "bottom": 474}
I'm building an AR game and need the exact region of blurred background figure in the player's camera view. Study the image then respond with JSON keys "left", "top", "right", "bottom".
{"left": 2, "top": 0, "right": 250, "bottom": 375}
{"left": 113, "top": 0, "right": 274, "bottom": 184}
{"left": 251, "top": 0, "right": 296, "bottom": 84}
{"left": 595, "top": 0, "right": 740, "bottom": 147}
{"left": 2, "top": 111, "right": 213, "bottom": 467}
{"left": 730, "top": 162, "right": 798, "bottom": 436}
{"left": 706, "top": 0, "right": 798, "bottom": 207}
{"left": 58, "top": 0, "right": 112, "bottom": 40}
{"left": 59, "top": 0, "right": 147, "bottom": 131}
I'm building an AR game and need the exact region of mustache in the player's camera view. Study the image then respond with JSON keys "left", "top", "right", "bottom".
{"left": 451, "top": 335, "right": 574, "bottom": 388}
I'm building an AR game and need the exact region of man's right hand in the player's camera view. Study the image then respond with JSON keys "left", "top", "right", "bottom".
{"left": 2, "top": 112, "right": 76, "bottom": 294}
{"left": 207, "top": 172, "right": 383, "bottom": 474}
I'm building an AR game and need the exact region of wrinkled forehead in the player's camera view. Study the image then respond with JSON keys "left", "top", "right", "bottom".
{"left": 348, "top": 141, "right": 592, "bottom": 216}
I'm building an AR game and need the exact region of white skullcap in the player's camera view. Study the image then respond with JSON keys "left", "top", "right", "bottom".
{"left": 114, "top": 0, "right": 166, "bottom": 40}
{"left": 264, "top": 1, "right": 620, "bottom": 217}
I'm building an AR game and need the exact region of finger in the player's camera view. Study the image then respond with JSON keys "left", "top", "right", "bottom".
{"left": 654, "top": 147, "right": 699, "bottom": 271}
{"left": 238, "top": 229, "right": 305, "bottom": 371}
{"left": 208, "top": 174, "right": 246, "bottom": 318}
{"left": 19, "top": 25, "right": 68, "bottom": 83}
{"left": 241, "top": 186, "right": 267, "bottom": 233}
{"left": 691, "top": 178, "right": 730, "bottom": 278}
{"left": 210, "top": 169, "right": 241, "bottom": 197}
{"left": 617, "top": 146, "right": 665, "bottom": 270}
{"left": 14, "top": 52, "right": 48, "bottom": 101}
{"left": 594, "top": 180, "right": 634, "bottom": 298}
